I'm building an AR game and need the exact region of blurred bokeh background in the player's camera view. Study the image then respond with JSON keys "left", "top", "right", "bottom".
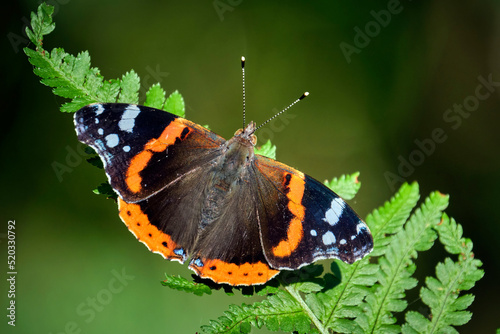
{"left": 2, "top": 1, "right": 500, "bottom": 333}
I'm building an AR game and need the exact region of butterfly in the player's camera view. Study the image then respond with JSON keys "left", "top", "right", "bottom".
{"left": 74, "top": 59, "right": 373, "bottom": 286}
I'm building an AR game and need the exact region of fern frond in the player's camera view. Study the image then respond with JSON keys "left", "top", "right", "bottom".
{"left": 324, "top": 172, "right": 361, "bottom": 200}
{"left": 25, "top": 3, "right": 55, "bottom": 48}
{"left": 401, "top": 214, "right": 484, "bottom": 334}
{"left": 161, "top": 275, "right": 212, "bottom": 296}
{"left": 314, "top": 183, "right": 418, "bottom": 333}
{"left": 360, "top": 191, "right": 449, "bottom": 333}
{"left": 367, "top": 182, "right": 420, "bottom": 257}
{"left": 24, "top": 4, "right": 168, "bottom": 113}
{"left": 201, "top": 289, "right": 319, "bottom": 334}
{"left": 311, "top": 260, "right": 377, "bottom": 334}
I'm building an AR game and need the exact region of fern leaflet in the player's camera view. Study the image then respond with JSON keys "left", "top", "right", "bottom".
{"left": 402, "top": 214, "right": 484, "bottom": 334}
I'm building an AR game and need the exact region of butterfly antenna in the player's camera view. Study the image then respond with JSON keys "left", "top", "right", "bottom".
{"left": 241, "top": 56, "right": 246, "bottom": 128}
{"left": 254, "top": 92, "right": 309, "bottom": 132}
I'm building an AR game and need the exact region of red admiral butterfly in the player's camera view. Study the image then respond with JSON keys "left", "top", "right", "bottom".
{"left": 74, "top": 60, "right": 373, "bottom": 286}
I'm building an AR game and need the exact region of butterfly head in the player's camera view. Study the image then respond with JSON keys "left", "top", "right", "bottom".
{"left": 233, "top": 121, "right": 257, "bottom": 146}
{"left": 220, "top": 121, "right": 257, "bottom": 170}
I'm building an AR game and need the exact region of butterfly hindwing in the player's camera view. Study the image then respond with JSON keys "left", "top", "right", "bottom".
{"left": 117, "top": 163, "right": 221, "bottom": 264}
{"left": 253, "top": 155, "right": 373, "bottom": 269}
{"left": 74, "top": 103, "right": 225, "bottom": 202}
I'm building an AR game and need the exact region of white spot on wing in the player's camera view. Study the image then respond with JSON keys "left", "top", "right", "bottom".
{"left": 356, "top": 223, "right": 366, "bottom": 234}
{"left": 323, "top": 197, "right": 345, "bottom": 226}
{"left": 123, "top": 145, "right": 131, "bottom": 152}
{"left": 95, "top": 104, "right": 104, "bottom": 115}
{"left": 98, "top": 128, "right": 104, "bottom": 135}
{"left": 310, "top": 229, "right": 317, "bottom": 236}
{"left": 339, "top": 239, "right": 347, "bottom": 245}
{"left": 119, "top": 105, "right": 141, "bottom": 133}
{"left": 105, "top": 134, "right": 119, "bottom": 148}
{"left": 95, "top": 118, "right": 99, "bottom": 124}
{"left": 322, "top": 231, "right": 336, "bottom": 246}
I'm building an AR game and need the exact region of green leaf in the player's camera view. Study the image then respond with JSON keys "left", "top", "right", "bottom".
{"left": 164, "top": 90, "right": 185, "bottom": 117}
{"left": 254, "top": 139, "right": 276, "bottom": 159}
{"left": 97, "top": 79, "right": 120, "bottom": 102}
{"left": 118, "top": 71, "right": 140, "bottom": 104}
{"left": 402, "top": 214, "right": 484, "bottom": 334}
{"left": 92, "top": 182, "right": 117, "bottom": 200}
{"left": 367, "top": 182, "right": 420, "bottom": 257}
{"left": 359, "top": 191, "right": 449, "bottom": 333}
{"left": 84, "top": 146, "right": 96, "bottom": 155}
{"left": 161, "top": 275, "right": 212, "bottom": 296}
{"left": 60, "top": 96, "right": 94, "bottom": 113}
{"left": 24, "top": 46, "right": 103, "bottom": 113}
{"left": 86, "top": 156, "right": 103, "bottom": 169}
{"left": 324, "top": 172, "right": 361, "bottom": 200}
{"left": 201, "top": 290, "right": 317, "bottom": 334}
{"left": 144, "top": 83, "right": 166, "bottom": 109}
{"left": 25, "top": 3, "right": 55, "bottom": 47}
{"left": 295, "top": 281, "right": 323, "bottom": 294}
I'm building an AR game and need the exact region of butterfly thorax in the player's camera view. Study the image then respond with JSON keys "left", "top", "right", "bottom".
{"left": 199, "top": 122, "right": 257, "bottom": 229}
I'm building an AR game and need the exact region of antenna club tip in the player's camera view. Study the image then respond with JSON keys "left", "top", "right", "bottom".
{"left": 241, "top": 56, "right": 246, "bottom": 67}
{"left": 241, "top": 56, "right": 245, "bottom": 61}
{"left": 300, "top": 92, "right": 309, "bottom": 100}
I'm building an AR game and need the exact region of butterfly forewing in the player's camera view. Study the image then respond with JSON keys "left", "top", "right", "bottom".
{"left": 74, "top": 103, "right": 225, "bottom": 202}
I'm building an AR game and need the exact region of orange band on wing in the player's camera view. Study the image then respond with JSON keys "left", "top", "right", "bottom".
{"left": 271, "top": 173, "right": 305, "bottom": 258}
{"left": 125, "top": 121, "right": 190, "bottom": 193}
{"left": 118, "top": 198, "right": 184, "bottom": 261}
{"left": 126, "top": 151, "right": 153, "bottom": 193}
{"left": 190, "top": 258, "right": 279, "bottom": 286}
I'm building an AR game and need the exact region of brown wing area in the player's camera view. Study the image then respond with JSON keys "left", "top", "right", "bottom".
{"left": 118, "top": 161, "right": 223, "bottom": 264}
{"left": 252, "top": 155, "right": 311, "bottom": 269}
{"left": 187, "top": 169, "right": 280, "bottom": 286}
{"left": 121, "top": 118, "right": 226, "bottom": 202}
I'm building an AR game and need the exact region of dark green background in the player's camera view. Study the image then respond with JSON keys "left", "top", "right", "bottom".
{"left": 3, "top": 1, "right": 500, "bottom": 333}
